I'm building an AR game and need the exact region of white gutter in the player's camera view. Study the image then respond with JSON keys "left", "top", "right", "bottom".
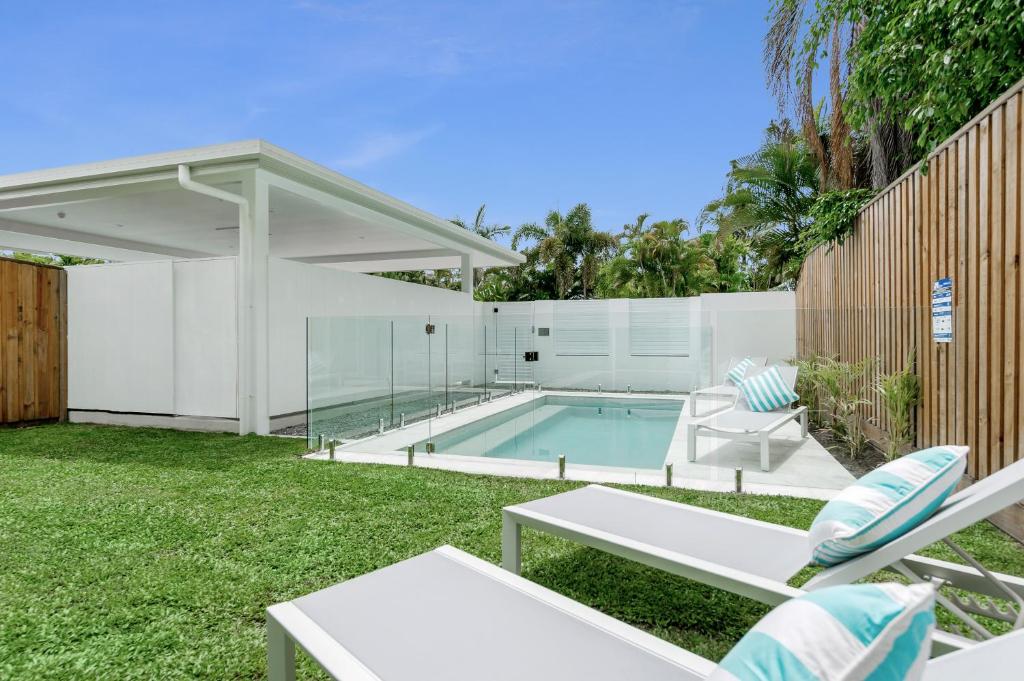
{"left": 176, "top": 164, "right": 249, "bottom": 212}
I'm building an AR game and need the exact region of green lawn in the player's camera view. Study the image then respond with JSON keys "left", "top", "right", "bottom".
{"left": 1, "top": 424, "right": 1022, "bottom": 679}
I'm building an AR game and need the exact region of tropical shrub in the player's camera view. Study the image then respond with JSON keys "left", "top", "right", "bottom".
{"left": 816, "top": 356, "right": 875, "bottom": 459}
{"left": 876, "top": 351, "right": 922, "bottom": 460}
{"left": 791, "top": 354, "right": 826, "bottom": 428}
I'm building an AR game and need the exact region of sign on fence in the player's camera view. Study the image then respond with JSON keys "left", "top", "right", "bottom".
{"left": 931, "top": 277, "right": 953, "bottom": 343}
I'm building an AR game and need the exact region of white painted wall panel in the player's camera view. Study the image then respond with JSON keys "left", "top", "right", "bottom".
{"left": 67, "top": 262, "right": 175, "bottom": 413}
{"left": 701, "top": 291, "right": 796, "bottom": 383}
{"left": 173, "top": 259, "right": 237, "bottom": 417}
{"left": 269, "top": 258, "right": 475, "bottom": 416}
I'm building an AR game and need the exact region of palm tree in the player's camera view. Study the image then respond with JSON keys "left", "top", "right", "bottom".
{"left": 511, "top": 203, "right": 616, "bottom": 299}
{"left": 599, "top": 218, "right": 717, "bottom": 298}
{"left": 451, "top": 204, "right": 511, "bottom": 241}
{"left": 764, "top": 2, "right": 912, "bottom": 189}
{"left": 699, "top": 121, "right": 818, "bottom": 289}
{"left": 450, "top": 204, "right": 512, "bottom": 288}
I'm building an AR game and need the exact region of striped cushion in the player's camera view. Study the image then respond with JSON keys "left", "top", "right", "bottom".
{"left": 727, "top": 357, "right": 755, "bottom": 385}
{"left": 810, "top": 446, "right": 969, "bottom": 567}
{"left": 738, "top": 365, "right": 799, "bottom": 412}
{"left": 711, "top": 583, "right": 935, "bottom": 681}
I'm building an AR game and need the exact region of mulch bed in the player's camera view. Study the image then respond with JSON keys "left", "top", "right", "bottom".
{"left": 809, "top": 426, "right": 888, "bottom": 479}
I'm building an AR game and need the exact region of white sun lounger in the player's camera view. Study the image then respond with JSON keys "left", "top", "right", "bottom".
{"left": 688, "top": 356, "right": 767, "bottom": 417}
{"left": 266, "top": 545, "right": 1024, "bottom": 681}
{"left": 687, "top": 364, "right": 807, "bottom": 471}
{"left": 503, "top": 460, "right": 1024, "bottom": 649}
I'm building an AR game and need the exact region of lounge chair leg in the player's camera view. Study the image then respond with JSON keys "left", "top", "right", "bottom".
{"left": 501, "top": 512, "right": 522, "bottom": 574}
{"left": 687, "top": 424, "right": 697, "bottom": 462}
{"left": 689, "top": 395, "right": 697, "bottom": 417}
{"left": 759, "top": 433, "right": 770, "bottom": 472}
{"left": 267, "top": 614, "right": 296, "bottom": 681}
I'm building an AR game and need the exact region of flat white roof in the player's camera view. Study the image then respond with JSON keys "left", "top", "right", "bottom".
{"left": 0, "top": 140, "right": 524, "bottom": 271}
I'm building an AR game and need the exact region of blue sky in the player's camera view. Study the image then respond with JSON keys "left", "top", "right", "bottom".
{"left": 0, "top": 0, "right": 777, "bottom": 246}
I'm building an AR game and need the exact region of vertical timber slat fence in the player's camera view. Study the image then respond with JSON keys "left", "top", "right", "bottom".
{"left": 0, "top": 257, "right": 68, "bottom": 424}
{"left": 798, "top": 78, "right": 1024, "bottom": 483}
{"left": 796, "top": 78, "right": 1023, "bottom": 520}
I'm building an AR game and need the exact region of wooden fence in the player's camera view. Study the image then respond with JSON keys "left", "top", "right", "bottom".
{"left": 0, "top": 257, "right": 67, "bottom": 424}
{"left": 796, "top": 78, "right": 1022, "bottom": 518}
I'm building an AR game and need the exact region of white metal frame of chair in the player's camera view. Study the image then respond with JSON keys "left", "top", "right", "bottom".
{"left": 267, "top": 545, "right": 1024, "bottom": 681}
{"left": 686, "top": 364, "right": 806, "bottom": 471}
{"left": 502, "top": 461, "right": 1024, "bottom": 650}
{"left": 687, "top": 356, "right": 767, "bottom": 418}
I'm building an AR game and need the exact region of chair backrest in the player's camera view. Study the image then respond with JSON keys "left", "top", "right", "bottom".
{"left": 733, "top": 363, "right": 799, "bottom": 413}
{"left": 807, "top": 455, "right": 1024, "bottom": 589}
{"left": 721, "top": 356, "right": 769, "bottom": 384}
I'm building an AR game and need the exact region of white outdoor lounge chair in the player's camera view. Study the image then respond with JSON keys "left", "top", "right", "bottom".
{"left": 502, "top": 461, "right": 1024, "bottom": 650}
{"left": 266, "top": 545, "right": 1024, "bottom": 681}
{"left": 687, "top": 363, "right": 807, "bottom": 471}
{"left": 688, "top": 356, "right": 767, "bottom": 417}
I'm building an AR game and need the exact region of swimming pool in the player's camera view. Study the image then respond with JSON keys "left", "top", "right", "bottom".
{"left": 417, "top": 395, "right": 682, "bottom": 469}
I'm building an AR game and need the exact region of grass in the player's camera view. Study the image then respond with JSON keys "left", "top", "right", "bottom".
{"left": 1, "top": 424, "right": 1022, "bottom": 679}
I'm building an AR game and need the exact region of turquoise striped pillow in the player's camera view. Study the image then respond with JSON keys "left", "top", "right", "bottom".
{"left": 738, "top": 365, "right": 799, "bottom": 412}
{"left": 727, "top": 357, "right": 755, "bottom": 385}
{"left": 711, "top": 583, "right": 935, "bottom": 681}
{"left": 810, "top": 446, "right": 968, "bottom": 566}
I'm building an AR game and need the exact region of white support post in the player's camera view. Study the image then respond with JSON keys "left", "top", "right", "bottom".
{"left": 501, "top": 512, "right": 522, "bottom": 574}
{"left": 759, "top": 432, "right": 771, "bottom": 471}
{"left": 266, "top": 614, "right": 296, "bottom": 681}
{"left": 461, "top": 252, "right": 474, "bottom": 296}
{"left": 237, "top": 170, "right": 272, "bottom": 435}
{"left": 687, "top": 423, "right": 698, "bottom": 462}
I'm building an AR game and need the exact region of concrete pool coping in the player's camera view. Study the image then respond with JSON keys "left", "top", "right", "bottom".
{"left": 305, "top": 390, "right": 855, "bottom": 500}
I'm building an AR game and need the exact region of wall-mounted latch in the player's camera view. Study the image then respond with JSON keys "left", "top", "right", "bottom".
{"left": 523, "top": 351, "right": 539, "bottom": 362}
{"left": 425, "top": 323, "right": 435, "bottom": 335}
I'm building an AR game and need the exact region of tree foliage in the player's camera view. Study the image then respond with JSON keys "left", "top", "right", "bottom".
{"left": 510, "top": 203, "right": 617, "bottom": 299}
{"left": 3, "top": 251, "right": 106, "bottom": 266}
{"left": 799, "top": 188, "right": 876, "bottom": 254}
{"left": 771, "top": 0, "right": 1024, "bottom": 188}
{"left": 596, "top": 217, "right": 749, "bottom": 298}
{"left": 699, "top": 121, "right": 819, "bottom": 288}
{"left": 842, "top": 0, "right": 1024, "bottom": 161}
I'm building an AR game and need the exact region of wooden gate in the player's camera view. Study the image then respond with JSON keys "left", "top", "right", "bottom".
{"left": 0, "top": 257, "right": 68, "bottom": 424}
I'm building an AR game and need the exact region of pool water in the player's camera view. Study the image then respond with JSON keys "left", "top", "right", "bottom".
{"left": 419, "top": 395, "right": 682, "bottom": 469}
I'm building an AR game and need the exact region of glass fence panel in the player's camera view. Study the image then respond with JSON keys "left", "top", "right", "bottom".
{"left": 302, "top": 305, "right": 911, "bottom": 496}
{"left": 306, "top": 316, "right": 392, "bottom": 447}
{"left": 392, "top": 316, "right": 432, "bottom": 432}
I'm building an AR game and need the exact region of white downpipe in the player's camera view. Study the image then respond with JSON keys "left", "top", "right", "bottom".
{"left": 177, "top": 165, "right": 249, "bottom": 211}
{"left": 177, "top": 165, "right": 265, "bottom": 435}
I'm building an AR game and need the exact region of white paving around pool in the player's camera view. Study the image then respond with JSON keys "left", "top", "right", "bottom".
{"left": 305, "top": 390, "right": 855, "bottom": 500}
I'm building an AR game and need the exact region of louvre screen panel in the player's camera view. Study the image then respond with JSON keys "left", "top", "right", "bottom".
{"left": 554, "top": 300, "right": 609, "bottom": 356}
{"left": 629, "top": 298, "right": 689, "bottom": 356}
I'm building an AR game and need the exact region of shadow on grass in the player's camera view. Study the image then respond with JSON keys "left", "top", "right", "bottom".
{"left": 521, "top": 543, "right": 769, "bottom": 658}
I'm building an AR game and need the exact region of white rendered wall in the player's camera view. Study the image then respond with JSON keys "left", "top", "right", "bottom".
{"left": 67, "top": 258, "right": 794, "bottom": 424}
{"left": 67, "top": 258, "right": 237, "bottom": 417}
{"left": 269, "top": 258, "right": 475, "bottom": 417}
{"left": 68, "top": 257, "right": 476, "bottom": 422}
{"left": 483, "top": 292, "right": 796, "bottom": 392}
{"left": 701, "top": 291, "right": 797, "bottom": 383}
{"left": 526, "top": 298, "right": 704, "bottom": 392}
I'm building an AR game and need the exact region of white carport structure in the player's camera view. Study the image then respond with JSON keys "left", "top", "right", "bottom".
{"left": 0, "top": 141, "right": 522, "bottom": 434}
